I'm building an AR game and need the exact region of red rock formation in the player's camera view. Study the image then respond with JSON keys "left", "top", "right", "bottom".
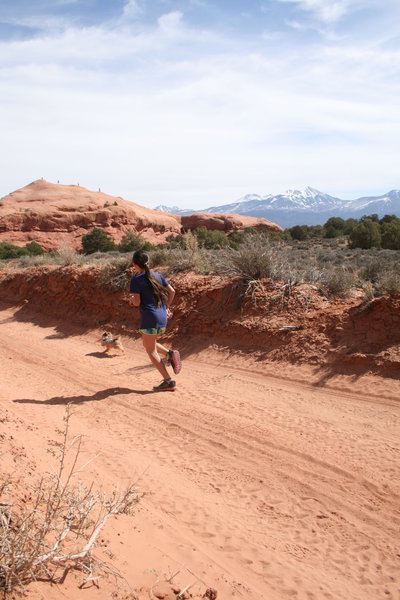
{"left": 0, "top": 180, "right": 283, "bottom": 251}
{"left": 0, "top": 179, "right": 182, "bottom": 250}
{"left": 180, "top": 212, "right": 282, "bottom": 233}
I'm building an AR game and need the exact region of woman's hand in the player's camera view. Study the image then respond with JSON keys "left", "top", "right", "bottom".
{"left": 167, "top": 307, "right": 173, "bottom": 319}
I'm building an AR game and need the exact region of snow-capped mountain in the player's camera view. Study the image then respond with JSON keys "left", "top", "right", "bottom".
{"left": 154, "top": 204, "right": 193, "bottom": 215}
{"left": 156, "top": 188, "right": 400, "bottom": 228}
{"left": 205, "top": 187, "right": 344, "bottom": 214}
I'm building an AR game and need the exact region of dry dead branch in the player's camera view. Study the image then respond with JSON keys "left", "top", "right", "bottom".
{"left": 0, "top": 405, "right": 140, "bottom": 594}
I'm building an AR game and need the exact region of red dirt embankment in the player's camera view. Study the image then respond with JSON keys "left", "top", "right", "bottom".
{"left": 0, "top": 265, "right": 399, "bottom": 376}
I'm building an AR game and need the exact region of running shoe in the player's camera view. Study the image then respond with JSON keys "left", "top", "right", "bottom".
{"left": 153, "top": 379, "right": 176, "bottom": 391}
{"left": 168, "top": 349, "right": 182, "bottom": 375}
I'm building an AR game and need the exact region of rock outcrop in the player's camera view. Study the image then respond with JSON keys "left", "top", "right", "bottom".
{"left": 180, "top": 212, "right": 282, "bottom": 234}
{"left": 0, "top": 180, "right": 283, "bottom": 251}
{"left": 0, "top": 180, "right": 182, "bottom": 250}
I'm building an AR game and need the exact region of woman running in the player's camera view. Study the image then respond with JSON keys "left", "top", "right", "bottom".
{"left": 129, "top": 250, "right": 181, "bottom": 391}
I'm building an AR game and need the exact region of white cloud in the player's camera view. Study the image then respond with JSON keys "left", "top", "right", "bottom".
{"left": 157, "top": 11, "right": 184, "bottom": 35}
{"left": 275, "top": 0, "right": 359, "bottom": 23}
{"left": 122, "top": 0, "right": 142, "bottom": 20}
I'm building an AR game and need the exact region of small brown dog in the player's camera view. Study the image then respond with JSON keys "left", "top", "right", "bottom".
{"left": 101, "top": 332, "right": 124, "bottom": 354}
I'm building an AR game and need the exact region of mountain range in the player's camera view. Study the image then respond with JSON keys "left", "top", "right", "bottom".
{"left": 156, "top": 187, "right": 400, "bottom": 229}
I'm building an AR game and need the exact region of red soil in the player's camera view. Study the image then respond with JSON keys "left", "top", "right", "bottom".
{"left": 0, "top": 266, "right": 399, "bottom": 376}
{"left": 0, "top": 266, "right": 399, "bottom": 600}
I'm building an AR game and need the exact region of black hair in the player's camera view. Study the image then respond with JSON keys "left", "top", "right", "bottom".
{"left": 132, "top": 250, "right": 169, "bottom": 307}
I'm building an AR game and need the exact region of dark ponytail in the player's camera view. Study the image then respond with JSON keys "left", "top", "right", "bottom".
{"left": 132, "top": 250, "right": 169, "bottom": 307}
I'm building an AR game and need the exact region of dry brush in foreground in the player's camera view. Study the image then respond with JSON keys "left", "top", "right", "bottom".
{"left": 0, "top": 406, "right": 140, "bottom": 595}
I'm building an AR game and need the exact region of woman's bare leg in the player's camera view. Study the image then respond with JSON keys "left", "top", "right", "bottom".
{"left": 156, "top": 341, "right": 169, "bottom": 357}
{"left": 142, "top": 334, "right": 170, "bottom": 379}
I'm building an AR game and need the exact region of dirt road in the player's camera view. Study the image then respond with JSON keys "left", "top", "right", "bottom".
{"left": 1, "top": 304, "right": 399, "bottom": 599}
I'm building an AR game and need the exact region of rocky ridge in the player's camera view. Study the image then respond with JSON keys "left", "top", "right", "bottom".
{"left": 0, "top": 180, "right": 282, "bottom": 251}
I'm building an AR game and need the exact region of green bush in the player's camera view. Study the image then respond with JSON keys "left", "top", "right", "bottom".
{"left": 349, "top": 220, "right": 381, "bottom": 249}
{"left": 324, "top": 217, "right": 345, "bottom": 238}
{"left": 343, "top": 218, "right": 358, "bottom": 235}
{"left": 25, "top": 241, "right": 44, "bottom": 256}
{"left": 81, "top": 228, "right": 116, "bottom": 254}
{"left": 141, "top": 241, "right": 156, "bottom": 251}
{"left": 150, "top": 248, "right": 171, "bottom": 266}
{"left": 193, "top": 227, "right": 229, "bottom": 249}
{"left": 289, "top": 225, "right": 309, "bottom": 241}
{"left": 118, "top": 230, "right": 144, "bottom": 253}
{"left": 165, "top": 234, "right": 185, "bottom": 249}
{"left": 0, "top": 243, "right": 28, "bottom": 259}
{"left": 381, "top": 220, "right": 400, "bottom": 250}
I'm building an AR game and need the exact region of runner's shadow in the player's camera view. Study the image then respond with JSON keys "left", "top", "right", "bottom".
{"left": 13, "top": 387, "right": 154, "bottom": 405}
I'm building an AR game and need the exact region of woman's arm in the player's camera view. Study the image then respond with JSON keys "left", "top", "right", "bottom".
{"left": 166, "top": 284, "right": 175, "bottom": 308}
{"left": 130, "top": 292, "right": 140, "bottom": 307}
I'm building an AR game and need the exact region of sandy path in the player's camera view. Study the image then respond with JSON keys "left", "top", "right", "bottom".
{"left": 1, "top": 305, "right": 399, "bottom": 599}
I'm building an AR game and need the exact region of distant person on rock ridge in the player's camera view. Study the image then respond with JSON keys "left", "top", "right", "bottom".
{"left": 129, "top": 250, "right": 181, "bottom": 391}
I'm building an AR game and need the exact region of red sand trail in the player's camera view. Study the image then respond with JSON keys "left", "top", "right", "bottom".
{"left": 1, "top": 297, "right": 399, "bottom": 599}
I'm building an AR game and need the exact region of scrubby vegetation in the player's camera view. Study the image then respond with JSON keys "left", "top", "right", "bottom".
{"left": 1, "top": 214, "right": 400, "bottom": 298}
{"left": 285, "top": 214, "right": 400, "bottom": 249}
{"left": 81, "top": 228, "right": 155, "bottom": 254}
{"left": 0, "top": 241, "right": 44, "bottom": 260}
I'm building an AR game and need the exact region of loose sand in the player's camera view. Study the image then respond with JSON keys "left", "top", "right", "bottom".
{"left": 1, "top": 304, "right": 399, "bottom": 599}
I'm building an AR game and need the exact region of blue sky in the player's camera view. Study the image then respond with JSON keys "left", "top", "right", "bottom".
{"left": 1, "top": 0, "right": 400, "bottom": 208}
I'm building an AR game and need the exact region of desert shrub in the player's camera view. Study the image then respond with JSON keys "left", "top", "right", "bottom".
{"left": 165, "top": 234, "right": 185, "bottom": 249}
{"left": 360, "top": 213, "right": 379, "bottom": 223}
{"left": 56, "top": 244, "right": 83, "bottom": 266}
{"left": 166, "top": 232, "right": 211, "bottom": 274}
{"left": 150, "top": 247, "right": 171, "bottom": 266}
{"left": 360, "top": 257, "right": 384, "bottom": 283}
{"left": 381, "top": 220, "right": 400, "bottom": 250}
{"left": 81, "top": 228, "right": 116, "bottom": 254}
{"left": 308, "top": 225, "right": 326, "bottom": 238}
{"left": 349, "top": 220, "right": 381, "bottom": 249}
{"left": 118, "top": 230, "right": 144, "bottom": 253}
{"left": 316, "top": 248, "right": 334, "bottom": 264}
{"left": 288, "top": 225, "right": 309, "bottom": 241}
{"left": 0, "top": 241, "right": 45, "bottom": 261}
{"left": 0, "top": 408, "right": 139, "bottom": 594}
{"left": 97, "top": 255, "right": 132, "bottom": 291}
{"left": 25, "top": 241, "right": 44, "bottom": 256}
{"left": 321, "top": 267, "right": 356, "bottom": 297}
{"left": 0, "top": 243, "right": 28, "bottom": 260}
{"left": 377, "top": 272, "right": 400, "bottom": 296}
{"left": 193, "top": 227, "right": 229, "bottom": 249}
{"left": 141, "top": 240, "right": 157, "bottom": 251}
{"left": 343, "top": 218, "right": 358, "bottom": 235}
{"left": 360, "top": 280, "right": 375, "bottom": 302}
{"left": 227, "top": 230, "right": 245, "bottom": 249}
{"left": 16, "top": 254, "right": 56, "bottom": 268}
{"left": 324, "top": 217, "right": 345, "bottom": 238}
{"left": 214, "top": 237, "right": 274, "bottom": 281}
